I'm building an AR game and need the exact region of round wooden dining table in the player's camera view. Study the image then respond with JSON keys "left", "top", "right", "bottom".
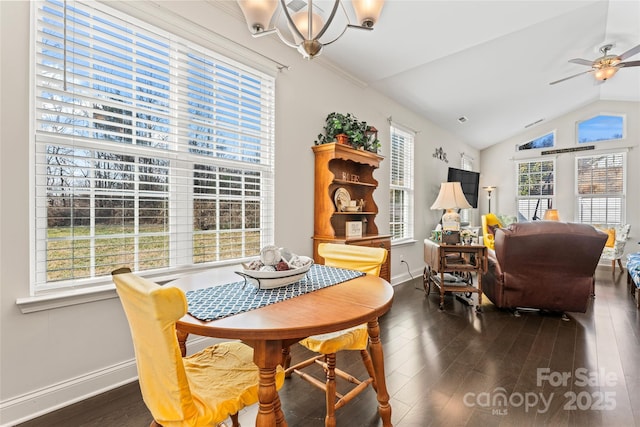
{"left": 170, "top": 268, "right": 394, "bottom": 427}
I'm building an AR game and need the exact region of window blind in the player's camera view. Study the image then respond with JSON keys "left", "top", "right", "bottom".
{"left": 576, "top": 153, "right": 625, "bottom": 225}
{"left": 389, "top": 125, "right": 414, "bottom": 241}
{"left": 34, "top": 0, "right": 275, "bottom": 292}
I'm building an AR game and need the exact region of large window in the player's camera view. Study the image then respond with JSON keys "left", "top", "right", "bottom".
{"left": 389, "top": 125, "right": 414, "bottom": 242}
{"left": 516, "top": 159, "right": 555, "bottom": 221}
{"left": 34, "top": 0, "right": 275, "bottom": 293}
{"left": 576, "top": 153, "right": 625, "bottom": 225}
{"left": 459, "top": 154, "right": 474, "bottom": 224}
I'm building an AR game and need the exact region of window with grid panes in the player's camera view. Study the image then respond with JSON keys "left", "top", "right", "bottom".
{"left": 576, "top": 153, "right": 625, "bottom": 225}
{"left": 460, "top": 155, "right": 474, "bottom": 224}
{"left": 516, "top": 159, "right": 555, "bottom": 221}
{"left": 389, "top": 125, "right": 414, "bottom": 242}
{"left": 33, "top": 0, "right": 275, "bottom": 293}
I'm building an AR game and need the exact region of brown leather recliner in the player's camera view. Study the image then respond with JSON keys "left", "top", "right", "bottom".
{"left": 481, "top": 221, "right": 607, "bottom": 313}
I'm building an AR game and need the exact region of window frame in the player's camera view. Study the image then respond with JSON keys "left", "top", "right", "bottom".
{"left": 575, "top": 151, "right": 626, "bottom": 226}
{"left": 31, "top": 0, "right": 276, "bottom": 295}
{"left": 459, "top": 154, "right": 474, "bottom": 224}
{"left": 576, "top": 114, "right": 626, "bottom": 144}
{"left": 515, "top": 158, "right": 556, "bottom": 221}
{"left": 516, "top": 130, "right": 556, "bottom": 151}
{"left": 389, "top": 124, "right": 415, "bottom": 243}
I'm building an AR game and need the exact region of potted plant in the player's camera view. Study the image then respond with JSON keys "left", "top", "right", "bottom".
{"left": 315, "top": 112, "right": 380, "bottom": 153}
{"left": 315, "top": 112, "right": 352, "bottom": 145}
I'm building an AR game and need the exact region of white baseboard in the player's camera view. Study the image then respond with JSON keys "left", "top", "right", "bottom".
{"left": 391, "top": 267, "right": 424, "bottom": 287}
{"left": 0, "top": 336, "right": 216, "bottom": 427}
{"left": 0, "top": 360, "right": 138, "bottom": 427}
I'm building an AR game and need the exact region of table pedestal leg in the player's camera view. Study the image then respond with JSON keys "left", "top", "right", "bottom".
{"left": 367, "top": 319, "right": 392, "bottom": 426}
{"left": 251, "top": 340, "right": 287, "bottom": 427}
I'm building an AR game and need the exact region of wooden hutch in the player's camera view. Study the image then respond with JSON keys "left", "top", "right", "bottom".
{"left": 312, "top": 143, "right": 391, "bottom": 282}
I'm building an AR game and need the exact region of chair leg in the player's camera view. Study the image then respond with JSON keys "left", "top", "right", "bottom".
{"left": 618, "top": 259, "right": 624, "bottom": 271}
{"left": 324, "top": 353, "right": 337, "bottom": 427}
{"left": 230, "top": 413, "right": 240, "bottom": 427}
{"left": 281, "top": 346, "right": 292, "bottom": 378}
{"left": 612, "top": 260, "right": 616, "bottom": 274}
{"left": 359, "top": 349, "right": 378, "bottom": 392}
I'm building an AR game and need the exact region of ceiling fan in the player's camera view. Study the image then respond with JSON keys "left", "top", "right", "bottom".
{"left": 550, "top": 43, "right": 640, "bottom": 85}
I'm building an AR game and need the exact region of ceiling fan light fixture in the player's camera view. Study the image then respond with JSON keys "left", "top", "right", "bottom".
{"left": 237, "top": 0, "right": 384, "bottom": 59}
{"left": 594, "top": 65, "right": 619, "bottom": 81}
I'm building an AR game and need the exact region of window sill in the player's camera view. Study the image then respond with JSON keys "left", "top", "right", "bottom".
{"left": 391, "top": 238, "right": 417, "bottom": 247}
{"left": 16, "top": 284, "right": 119, "bottom": 314}
{"left": 16, "top": 264, "right": 242, "bottom": 314}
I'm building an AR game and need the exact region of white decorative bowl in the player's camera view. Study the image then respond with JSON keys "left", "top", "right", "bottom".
{"left": 239, "top": 256, "right": 313, "bottom": 289}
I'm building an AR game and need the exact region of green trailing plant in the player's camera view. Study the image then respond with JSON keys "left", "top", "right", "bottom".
{"left": 315, "top": 112, "right": 380, "bottom": 153}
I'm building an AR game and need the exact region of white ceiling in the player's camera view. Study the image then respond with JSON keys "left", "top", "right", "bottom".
{"left": 270, "top": 0, "right": 640, "bottom": 150}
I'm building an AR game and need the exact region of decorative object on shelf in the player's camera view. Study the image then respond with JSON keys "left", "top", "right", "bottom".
{"left": 315, "top": 112, "right": 380, "bottom": 152}
{"left": 543, "top": 209, "right": 560, "bottom": 221}
{"left": 236, "top": 0, "right": 385, "bottom": 59}
{"left": 333, "top": 187, "right": 350, "bottom": 212}
{"left": 345, "top": 221, "right": 363, "bottom": 238}
{"left": 335, "top": 133, "right": 349, "bottom": 145}
{"left": 460, "top": 229, "right": 475, "bottom": 245}
{"left": 431, "top": 182, "right": 472, "bottom": 233}
{"left": 433, "top": 147, "right": 448, "bottom": 163}
{"left": 483, "top": 185, "right": 496, "bottom": 213}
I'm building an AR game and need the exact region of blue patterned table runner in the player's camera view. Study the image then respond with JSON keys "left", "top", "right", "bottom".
{"left": 185, "top": 264, "right": 365, "bottom": 322}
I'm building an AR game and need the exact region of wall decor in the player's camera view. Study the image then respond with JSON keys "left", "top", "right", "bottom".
{"left": 433, "top": 147, "right": 448, "bottom": 163}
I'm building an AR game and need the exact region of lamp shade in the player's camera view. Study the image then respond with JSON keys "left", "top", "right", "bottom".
{"left": 352, "top": 0, "right": 385, "bottom": 27}
{"left": 594, "top": 65, "right": 619, "bottom": 81}
{"left": 237, "top": 0, "right": 278, "bottom": 33}
{"left": 431, "top": 182, "right": 472, "bottom": 210}
{"left": 543, "top": 209, "right": 560, "bottom": 221}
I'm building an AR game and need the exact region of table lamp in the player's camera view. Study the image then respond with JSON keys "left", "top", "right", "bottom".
{"left": 431, "top": 182, "right": 472, "bottom": 231}
{"left": 543, "top": 209, "right": 560, "bottom": 221}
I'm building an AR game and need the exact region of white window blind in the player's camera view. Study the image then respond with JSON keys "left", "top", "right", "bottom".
{"left": 516, "top": 159, "right": 555, "bottom": 221}
{"left": 33, "top": 0, "right": 275, "bottom": 292}
{"left": 576, "top": 152, "right": 625, "bottom": 225}
{"left": 389, "top": 125, "right": 414, "bottom": 241}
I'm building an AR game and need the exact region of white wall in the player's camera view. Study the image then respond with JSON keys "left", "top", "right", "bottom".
{"left": 0, "top": 1, "right": 478, "bottom": 424}
{"left": 480, "top": 100, "right": 640, "bottom": 261}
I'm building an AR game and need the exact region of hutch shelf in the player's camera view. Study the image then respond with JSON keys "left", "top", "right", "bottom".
{"left": 312, "top": 143, "right": 391, "bottom": 282}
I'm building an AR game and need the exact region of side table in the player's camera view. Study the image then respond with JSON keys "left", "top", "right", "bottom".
{"left": 423, "top": 238, "right": 488, "bottom": 311}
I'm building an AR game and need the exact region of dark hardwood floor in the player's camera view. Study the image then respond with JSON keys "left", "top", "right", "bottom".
{"left": 18, "top": 267, "right": 640, "bottom": 427}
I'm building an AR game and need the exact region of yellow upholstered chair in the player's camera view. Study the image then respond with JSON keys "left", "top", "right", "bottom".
{"left": 598, "top": 224, "right": 631, "bottom": 273}
{"left": 481, "top": 213, "right": 504, "bottom": 250}
{"left": 112, "top": 268, "right": 284, "bottom": 427}
{"left": 284, "top": 243, "right": 388, "bottom": 427}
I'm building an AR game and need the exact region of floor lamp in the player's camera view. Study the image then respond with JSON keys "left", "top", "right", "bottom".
{"left": 483, "top": 186, "right": 495, "bottom": 213}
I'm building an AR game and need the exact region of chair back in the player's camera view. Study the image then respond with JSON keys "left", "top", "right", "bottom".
{"left": 318, "top": 243, "right": 387, "bottom": 276}
{"left": 112, "top": 269, "right": 199, "bottom": 425}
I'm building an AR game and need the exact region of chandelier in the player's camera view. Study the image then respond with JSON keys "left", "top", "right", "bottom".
{"left": 237, "top": 0, "right": 385, "bottom": 59}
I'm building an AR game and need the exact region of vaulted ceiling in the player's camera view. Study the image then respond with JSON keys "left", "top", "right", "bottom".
{"left": 315, "top": 0, "right": 640, "bottom": 149}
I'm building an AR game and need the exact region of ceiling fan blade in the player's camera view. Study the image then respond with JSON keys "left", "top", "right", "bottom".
{"left": 569, "top": 58, "right": 594, "bottom": 66}
{"left": 619, "top": 44, "right": 640, "bottom": 60}
{"left": 619, "top": 60, "right": 640, "bottom": 68}
{"left": 549, "top": 70, "right": 593, "bottom": 85}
